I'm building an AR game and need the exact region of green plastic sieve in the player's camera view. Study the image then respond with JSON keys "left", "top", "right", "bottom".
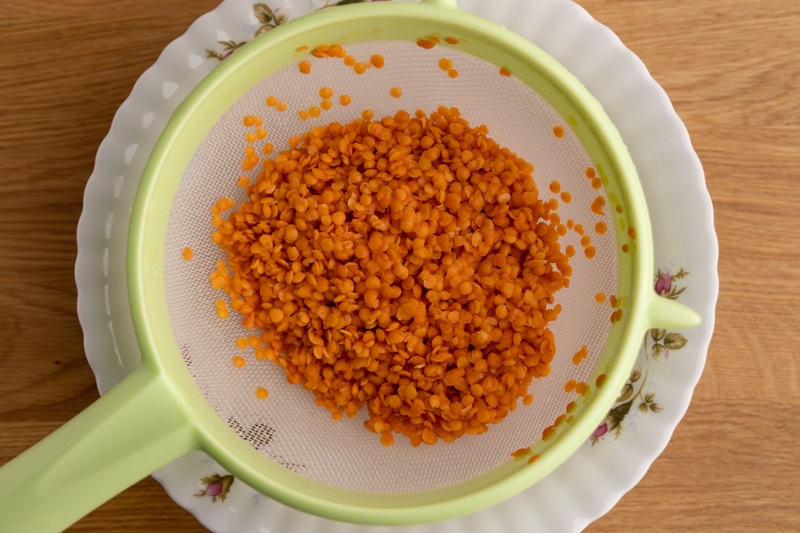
{"left": 0, "top": 0, "right": 700, "bottom": 530}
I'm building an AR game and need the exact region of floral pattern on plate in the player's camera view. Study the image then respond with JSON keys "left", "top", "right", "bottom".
{"left": 206, "top": 1, "right": 385, "bottom": 61}
{"left": 591, "top": 269, "right": 691, "bottom": 445}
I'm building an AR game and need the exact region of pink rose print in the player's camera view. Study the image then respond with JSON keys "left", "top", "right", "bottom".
{"left": 195, "top": 474, "right": 234, "bottom": 503}
{"left": 654, "top": 272, "right": 672, "bottom": 295}
{"left": 593, "top": 423, "right": 608, "bottom": 438}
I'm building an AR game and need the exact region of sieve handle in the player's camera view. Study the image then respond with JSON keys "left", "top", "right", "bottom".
{"left": 0, "top": 364, "right": 197, "bottom": 532}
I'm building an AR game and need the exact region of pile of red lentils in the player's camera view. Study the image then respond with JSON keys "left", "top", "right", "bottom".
{"left": 211, "top": 106, "right": 571, "bottom": 446}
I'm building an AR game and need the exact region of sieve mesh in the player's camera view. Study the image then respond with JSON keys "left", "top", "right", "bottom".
{"left": 163, "top": 41, "right": 617, "bottom": 493}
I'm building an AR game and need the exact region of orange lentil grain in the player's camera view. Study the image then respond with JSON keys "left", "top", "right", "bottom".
{"left": 528, "top": 454, "right": 540, "bottom": 464}
{"left": 553, "top": 125, "right": 565, "bottom": 138}
{"left": 621, "top": 243, "right": 629, "bottom": 253}
{"left": 596, "top": 374, "right": 607, "bottom": 387}
{"left": 591, "top": 177, "right": 603, "bottom": 190}
{"left": 298, "top": 109, "right": 309, "bottom": 121}
{"left": 390, "top": 87, "right": 402, "bottom": 98}
{"left": 574, "top": 381, "right": 587, "bottom": 394}
{"left": 585, "top": 167, "right": 596, "bottom": 178}
{"left": 564, "top": 379, "right": 576, "bottom": 392}
{"left": 353, "top": 62, "right": 367, "bottom": 75}
{"left": 584, "top": 245, "right": 597, "bottom": 259}
{"left": 542, "top": 426, "right": 557, "bottom": 441}
{"left": 438, "top": 57, "right": 453, "bottom": 71}
{"left": 256, "top": 387, "right": 269, "bottom": 400}
{"left": 298, "top": 60, "right": 312, "bottom": 74}
{"left": 523, "top": 394, "right": 534, "bottom": 405}
{"left": 595, "top": 292, "right": 606, "bottom": 304}
{"left": 237, "top": 176, "right": 250, "bottom": 188}
{"left": 319, "top": 86, "right": 334, "bottom": 99}
{"left": 560, "top": 191, "right": 572, "bottom": 203}
{"left": 628, "top": 226, "right": 637, "bottom": 239}
{"left": 609, "top": 295, "right": 618, "bottom": 308}
{"left": 309, "top": 106, "right": 321, "bottom": 118}
{"left": 574, "top": 223, "right": 585, "bottom": 236}
{"left": 511, "top": 447, "right": 531, "bottom": 458}
{"left": 499, "top": 66, "right": 512, "bottom": 77}
{"left": 416, "top": 39, "right": 435, "bottom": 49}
{"left": 565, "top": 244, "right": 575, "bottom": 257}
{"left": 447, "top": 69, "right": 459, "bottom": 78}
{"left": 181, "top": 247, "right": 193, "bottom": 261}
{"left": 343, "top": 55, "right": 357, "bottom": 67}
{"left": 321, "top": 99, "right": 333, "bottom": 111}
{"left": 339, "top": 94, "right": 351, "bottom": 106}
{"left": 549, "top": 180, "right": 561, "bottom": 194}
{"left": 275, "top": 101, "right": 287, "bottom": 112}
{"left": 263, "top": 143, "right": 274, "bottom": 155}
{"left": 370, "top": 54, "right": 385, "bottom": 68}
{"left": 233, "top": 355, "right": 246, "bottom": 368}
{"left": 444, "top": 36, "right": 459, "bottom": 44}
{"left": 595, "top": 221, "right": 608, "bottom": 235}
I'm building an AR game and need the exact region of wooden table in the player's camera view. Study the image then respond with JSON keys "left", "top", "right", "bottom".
{"left": 1, "top": 0, "right": 798, "bottom": 531}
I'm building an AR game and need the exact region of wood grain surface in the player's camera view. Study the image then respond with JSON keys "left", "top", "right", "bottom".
{"left": 1, "top": 0, "right": 798, "bottom": 531}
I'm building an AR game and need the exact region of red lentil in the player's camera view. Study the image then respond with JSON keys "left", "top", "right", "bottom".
{"left": 370, "top": 54, "right": 385, "bottom": 69}
{"left": 212, "top": 107, "right": 570, "bottom": 446}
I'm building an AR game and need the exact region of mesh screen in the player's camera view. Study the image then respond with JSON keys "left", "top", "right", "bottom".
{"left": 163, "top": 41, "right": 617, "bottom": 493}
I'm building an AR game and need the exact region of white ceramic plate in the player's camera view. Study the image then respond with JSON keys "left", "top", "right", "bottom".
{"left": 75, "top": 0, "right": 718, "bottom": 531}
